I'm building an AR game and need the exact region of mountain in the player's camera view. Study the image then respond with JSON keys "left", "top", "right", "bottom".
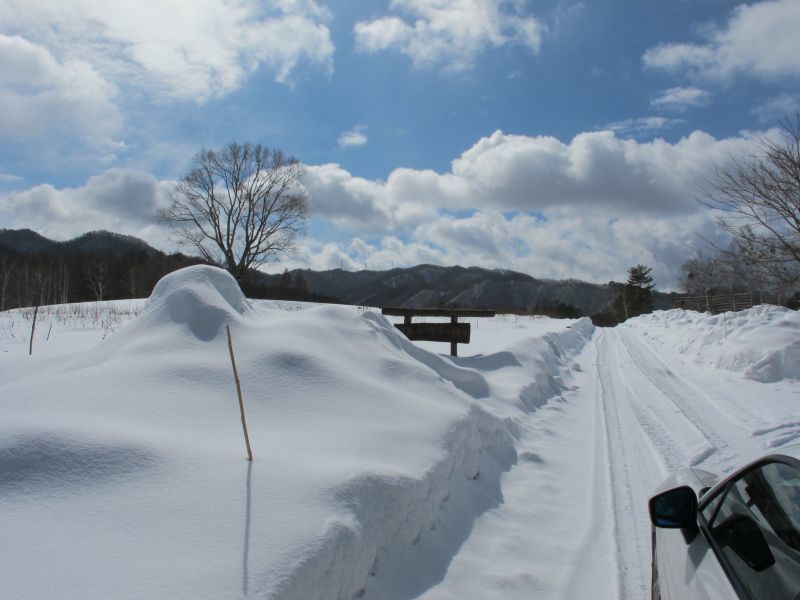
{"left": 1, "top": 229, "right": 675, "bottom": 316}
{"left": 0, "top": 228, "right": 54, "bottom": 255}
{"left": 0, "top": 229, "right": 159, "bottom": 258}
{"left": 252, "top": 264, "right": 676, "bottom": 316}
{"left": 0, "top": 229, "right": 201, "bottom": 310}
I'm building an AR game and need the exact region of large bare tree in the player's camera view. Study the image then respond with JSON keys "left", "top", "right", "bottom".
{"left": 702, "top": 113, "right": 800, "bottom": 287}
{"left": 161, "top": 142, "right": 308, "bottom": 281}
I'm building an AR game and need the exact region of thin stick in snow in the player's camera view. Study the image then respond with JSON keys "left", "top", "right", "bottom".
{"left": 29, "top": 305, "right": 39, "bottom": 355}
{"left": 226, "top": 324, "right": 253, "bottom": 461}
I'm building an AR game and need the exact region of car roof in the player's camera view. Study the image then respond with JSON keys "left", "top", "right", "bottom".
{"left": 771, "top": 443, "right": 800, "bottom": 462}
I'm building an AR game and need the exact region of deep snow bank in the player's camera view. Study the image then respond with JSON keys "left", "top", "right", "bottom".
{"left": 0, "top": 266, "right": 595, "bottom": 600}
{"left": 625, "top": 305, "right": 800, "bottom": 382}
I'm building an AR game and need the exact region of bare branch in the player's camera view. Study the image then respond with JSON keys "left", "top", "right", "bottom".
{"left": 700, "top": 112, "right": 800, "bottom": 284}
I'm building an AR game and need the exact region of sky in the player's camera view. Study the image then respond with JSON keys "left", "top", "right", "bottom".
{"left": 0, "top": 0, "right": 799, "bottom": 290}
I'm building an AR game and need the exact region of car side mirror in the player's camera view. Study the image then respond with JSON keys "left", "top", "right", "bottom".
{"left": 649, "top": 486, "right": 699, "bottom": 543}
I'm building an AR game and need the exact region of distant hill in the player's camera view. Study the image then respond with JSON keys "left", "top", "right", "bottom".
{"left": 0, "top": 229, "right": 158, "bottom": 257}
{"left": 0, "top": 229, "right": 200, "bottom": 309}
{"left": 1, "top": 229, "right": 675, "bottom": 317}
{"left": 251, "top": 264, "right": 676, "bottom": 317}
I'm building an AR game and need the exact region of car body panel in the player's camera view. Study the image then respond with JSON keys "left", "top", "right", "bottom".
{"left": 655, "top": 525, "right": 738, "bottom": 599}
{"left": 651, "top": 444, "right": 800, "bottom": 600}
{"left": 652, "top": 467, "right": 738, "bottom": 599}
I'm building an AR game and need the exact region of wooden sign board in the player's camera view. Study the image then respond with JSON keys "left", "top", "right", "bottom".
{"left": 394, "top": 322, "right": 471, "bottom": 344}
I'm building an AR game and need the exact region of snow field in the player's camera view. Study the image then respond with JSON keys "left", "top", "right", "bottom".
{"left": 2, "top": 266, "right": 797, "bottom": 599}
{"left": 0, "top": 266, "right": 593, "bottom": 600}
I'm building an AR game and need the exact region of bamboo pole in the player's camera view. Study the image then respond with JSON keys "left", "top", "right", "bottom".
{"left": 226, "top": 325, "right": 253, "bottom": 461}
{"left": 29, "top": 305, "right": 39, "bottom": 355}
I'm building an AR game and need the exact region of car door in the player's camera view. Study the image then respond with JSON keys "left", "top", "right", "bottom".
{"left": 698, "top": 458, "right": 800, "bottom": 599}
{"left": 656, "top": 522, "right": 737, "bottom": 599}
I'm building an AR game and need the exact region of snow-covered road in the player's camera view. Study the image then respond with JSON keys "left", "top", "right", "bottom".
{"left": 420, "top": 324, "right": 797, "bottom": 599}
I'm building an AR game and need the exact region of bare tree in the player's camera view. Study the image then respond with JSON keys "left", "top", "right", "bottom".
{"left": 701, "top": 113, "right": 800, "bottom": 287}
{"left": 161, "top": 142, "right": 309, "bottom": 282}
{"left": 85, "top": 255, "right": 108, "bottom": 302}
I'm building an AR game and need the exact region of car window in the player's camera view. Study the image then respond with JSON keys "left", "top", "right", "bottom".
{"left": 703, "top": 461, "right": 800, "bottom": 600}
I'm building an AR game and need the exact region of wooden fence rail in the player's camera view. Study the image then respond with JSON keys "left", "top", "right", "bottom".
{"left": 673, "top": 292, "right": 754, "bottom": 314}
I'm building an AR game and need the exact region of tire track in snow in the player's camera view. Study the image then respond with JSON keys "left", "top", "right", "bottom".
{"left": 616, "top": 329, "right": 757, "bottom": 471}
{"left": 607, "top": 327, "right": 739, "bottom": 473}
{"left": 594, "top": 330, "right": 660, "bottom": 600}
{"left": 608, "top": 335, "right": 689, "bottom": 473}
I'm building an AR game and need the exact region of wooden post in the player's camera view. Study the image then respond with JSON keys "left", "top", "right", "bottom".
{"left": 450, "top": 315, "right": 458, "bottom": 357}
{"left": 226, "top": 325, "right": 253, "bottom": 461}
{"left": 28, "top": 304, "right": 38, "bottom": 356}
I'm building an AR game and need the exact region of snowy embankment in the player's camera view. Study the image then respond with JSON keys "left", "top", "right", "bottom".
{"left": 0, "top": 266, "right": 593, "bottom": 600}
{"left": 625, "top": 305, "right": 800, "bottom": 383}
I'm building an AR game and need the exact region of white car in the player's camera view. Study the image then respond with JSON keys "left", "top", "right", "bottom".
{"left": 649, "top": 444, "right": 800, "bottom": 599}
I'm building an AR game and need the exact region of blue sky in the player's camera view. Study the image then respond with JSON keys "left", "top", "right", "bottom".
{"left": 1, "top": 0, "right": 799, "bottom": 289}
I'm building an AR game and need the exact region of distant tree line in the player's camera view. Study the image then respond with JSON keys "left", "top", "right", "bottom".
{"left": 0, "top": 238, "right": 342, "bottom": 311}
{"left": 0, "top": 240, "right": 203, "bottom": 311}
{"left": 240, "top": 269, "right": 340, "bottom": 304}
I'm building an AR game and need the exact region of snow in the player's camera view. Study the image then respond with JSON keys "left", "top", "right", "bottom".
{"left": 626, "top": 305, "right": 800, "bottom": 383}
{"left": 1, "top": 265, "right": 798, "bottom": 599}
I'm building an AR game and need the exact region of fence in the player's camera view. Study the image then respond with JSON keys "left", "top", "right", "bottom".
{"left": 673, "top": 292, "right": 754, "bottom": 314}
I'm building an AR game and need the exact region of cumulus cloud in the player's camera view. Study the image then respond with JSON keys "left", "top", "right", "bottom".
{"left": 0, "top": 169, "right": 174, "bottom": 244}
{"left": 3, "top": 126, "right": 772, "bottom": 288}
{"left": 0, "top": 34, "right": 121, "bottom": 144}
{"left": 650, "top": 87, "right": 712, "bottom": 111}
{"left": 337, "top": 125, "right": 369, "bottom": 148}
{"left": 0, "top": 0, "right": 334, "bottom": 102}
{"left": 275, "top": 207, "right": 722, "bottom": 289}
{"left": 305, "top": 127, "right": 769, "bottom": 235}
{"left": 354, "top": 0, "right": 546, "bottom": 72}
{"left": 294, "top": 126, "right": 774, "bottom": 287}
{"left": 643, "top": 0, "right": 800, "bottom": 82}
{"left": 303, "top": 163, "right": 438, "bottom": 233}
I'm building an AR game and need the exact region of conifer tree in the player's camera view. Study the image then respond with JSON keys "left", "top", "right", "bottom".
{"left": 613, "top": 264, "right": 655, "bottom": 321}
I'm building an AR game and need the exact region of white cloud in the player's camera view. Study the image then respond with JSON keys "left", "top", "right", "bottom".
{"left": 643, "top": 0, "right": 800, "bottom": 82}
{"left": 0, "top": 169, "right": 174, "bottom": 244}
{"left": 0, "top": 0, "right": 334, "bottom": 102}
{"left": 651, "top": 87, "right": 713, "bottom": 111}
{"left": 354, "top": 0, "right": 546, "bottom": 72}
{"left": 0, "top": 34, "right": 121, "bottom": 144}
{"left": 338, "top": 125, "right": 369, "bottom": 148}
{"left": 306, "top": 127, "right": 769, "bottom": 235}
{"left": 0, "top": 173, "right": 22, "bottom": 183}
{"left": 295, "top": 127, "right": 773, "bottom": 287}
{"left": 752, "top": 93, "right": 800, "bottom": 123}
{"left": 3, "top": 127, "right": 772, "bottom": 289}
{"left": 275, "top": 207, "right": 722, "bottom": 289}
{"left": 601, "top": 116, "right": 683, "bottom": 137}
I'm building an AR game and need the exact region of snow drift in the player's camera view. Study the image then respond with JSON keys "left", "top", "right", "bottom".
{"left": 625, "top": 305, "right": 800, "bottom": 383}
